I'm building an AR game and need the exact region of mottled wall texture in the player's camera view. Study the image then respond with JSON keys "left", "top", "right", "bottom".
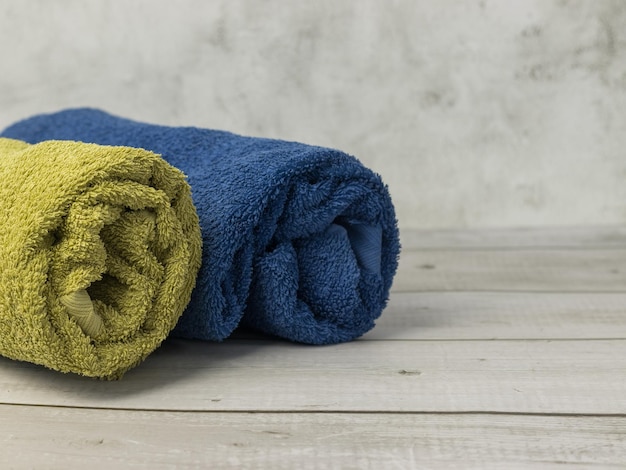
{"left": 1, "top": 0, "right": 625, "bottom": 229}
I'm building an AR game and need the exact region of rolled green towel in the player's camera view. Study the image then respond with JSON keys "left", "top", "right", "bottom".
{"left": 0, "top": 138, "right": 201, "bottom": 379}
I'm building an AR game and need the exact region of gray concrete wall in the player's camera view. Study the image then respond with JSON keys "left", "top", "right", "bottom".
{"left": 1, "top": 0, "right": 625, "bottom": 229}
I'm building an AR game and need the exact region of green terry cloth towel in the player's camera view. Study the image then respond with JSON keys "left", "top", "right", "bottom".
{"left": 0, "top": 138, "right": 202, "bottom": 379}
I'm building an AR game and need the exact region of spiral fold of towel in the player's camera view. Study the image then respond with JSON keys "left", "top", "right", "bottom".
{"left": 0, "top": 137, "right": 201, "bottom": 378}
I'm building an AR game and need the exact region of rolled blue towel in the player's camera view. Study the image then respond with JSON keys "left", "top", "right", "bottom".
{"left": 1, "top": 109, "right": 400, "bottom": 344}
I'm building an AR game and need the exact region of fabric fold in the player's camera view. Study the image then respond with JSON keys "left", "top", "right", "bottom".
{"left": 2, "top": 109, "right": 400, "bottom": 344}
{"left": 0, "top": 137, "right": 201, "bottom": 378}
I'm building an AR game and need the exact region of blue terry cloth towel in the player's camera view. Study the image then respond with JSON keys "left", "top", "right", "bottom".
{"left": 2, "top": 109, "right": 400, "bottom": 344}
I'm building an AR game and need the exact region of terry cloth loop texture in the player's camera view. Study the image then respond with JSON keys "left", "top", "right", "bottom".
{"left": 1, "top": 109, "right": 400, "bottom": 345}
{"left": 0, "top": 138, "right": 201, "bottom": 379}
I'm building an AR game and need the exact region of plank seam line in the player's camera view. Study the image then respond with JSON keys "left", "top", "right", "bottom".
{"left": 401, "top": 246, "right": 626, "bottom": 252}
{"left": 224, "top": 338, "right": 626, "bottom": 344}
{"left": 355, "top": 338, "right": 626, "bottom": 342}
{"left": 1, "top": 403, "right": 625, "bottom": 418}
{"left": 388, "top": 290, "right": 626, "bottom": 296}
{"left": 392, "top": 289, "right": 626, "bottom": 294}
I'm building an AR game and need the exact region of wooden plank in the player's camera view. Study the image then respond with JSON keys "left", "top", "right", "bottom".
{"left": 365, "top": 292, "right": 626, "bottom": 340}
{"left": 401, "top": 226, "right": 626, "bottom": 250}
{"left": 0, "top": 339, "right": 624, "bottom": 414}
{"left": 1, "top": 406, "right": 624, "bottom": 469}
{"left": 394, "top": 249, "right": 626, "bottom": 292}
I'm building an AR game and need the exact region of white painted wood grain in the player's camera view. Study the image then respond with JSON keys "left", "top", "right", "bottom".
{"left": 2, "top": 226, "right": 625, "bottom": 468}
{"left": 1, "top": 406, "right": 624, "bottom": 470}
{"left": 394, "top": 249, "right": 626, "bottom": 292}
{"left": 365, "top": 292, "right": 626, "bottom": 340}
{"left": 401, "top": 226, "right": 626, "bottom": 250}
{"left": 0, "top": 339, "right": 624, "bottom": 415}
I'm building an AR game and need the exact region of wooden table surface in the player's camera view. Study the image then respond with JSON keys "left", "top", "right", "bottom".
{"left": 2, "top": 226, "right": 626, "bottom": 469}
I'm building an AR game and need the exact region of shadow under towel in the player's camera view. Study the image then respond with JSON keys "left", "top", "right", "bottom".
{"left": 0, "top": 138, "right": 201, "bottom": 378}
{"left": 2, "top": 109, "right": 400, "bottom": 344}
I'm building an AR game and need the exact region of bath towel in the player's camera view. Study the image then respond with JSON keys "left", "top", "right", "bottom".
{"left": 0, "top": 137, "right": 201, "bottom": 378}
{"left": 2, "top": 109, "right": 400, "bottom": 344}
